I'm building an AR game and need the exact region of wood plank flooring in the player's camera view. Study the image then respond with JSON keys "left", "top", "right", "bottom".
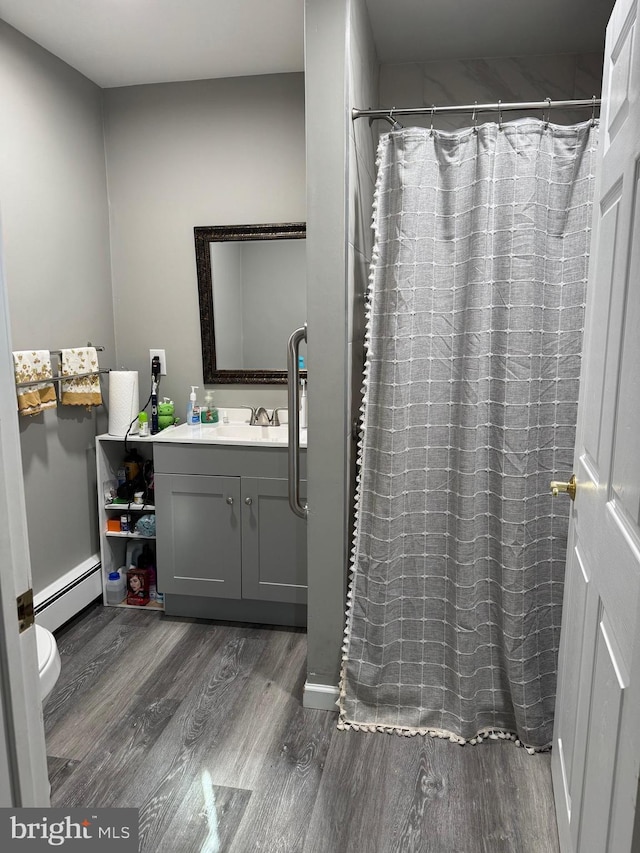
{"left": 45, "top": 602, "right": 560, "bottom": 852}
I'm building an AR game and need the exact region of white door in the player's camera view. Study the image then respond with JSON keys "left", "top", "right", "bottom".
{"left": 0, "top": 221, "right": 50, "bottom": 805}
{"left": 551, "top": 0, "right": 640, "bottom": 850}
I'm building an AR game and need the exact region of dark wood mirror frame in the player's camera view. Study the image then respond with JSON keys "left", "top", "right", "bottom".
{"left": 195, "top": 222, "right": 306, "bottom": 384}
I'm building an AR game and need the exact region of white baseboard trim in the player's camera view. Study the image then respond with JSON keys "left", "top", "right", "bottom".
{"left": 34, "top": 553, "right": 102, "bottom": 632}
{"left": 303, "top": 681, "right": 340, "bottom": 711}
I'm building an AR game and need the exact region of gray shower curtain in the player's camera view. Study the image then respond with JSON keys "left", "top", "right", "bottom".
{"left": 339, "top": 118, "right": 598, "bottom": 751}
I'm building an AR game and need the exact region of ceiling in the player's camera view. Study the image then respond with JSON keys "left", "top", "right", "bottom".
{"left": 365, "top": 0, "right": 615, "bottom": 64}
{"left": 0, "top": 0, "right": 305, "bottom": 88}
{"left": 0, "top": 0, "right": 615, "bottom": 89}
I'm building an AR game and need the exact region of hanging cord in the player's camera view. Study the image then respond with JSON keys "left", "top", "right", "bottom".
{"left": 123, "top": 379, "right": 157, "bottom": 455}
{"left": 120, "top": 381, "right": 157, "bottom": 514}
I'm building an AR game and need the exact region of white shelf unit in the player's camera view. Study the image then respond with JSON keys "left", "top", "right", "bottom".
{"left": 105, "top": 532, "right": 157, "bottom": 540}
{"left": 105, "top": 503, "right": 156, "bottom": 512}
{"left": 96, "top": 434, "right": 163, "bottom": 610}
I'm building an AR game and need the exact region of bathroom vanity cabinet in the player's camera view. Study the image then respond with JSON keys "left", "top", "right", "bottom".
{"left": 153, "top": 441, "right": 307, "bottom": 626}
{"left": 97, "top": 429, "right": 307, "bottom": 625}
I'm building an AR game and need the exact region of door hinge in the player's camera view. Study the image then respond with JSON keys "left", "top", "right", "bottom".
{"left": 17, "top": 589, "right": 34, "bottom": 633}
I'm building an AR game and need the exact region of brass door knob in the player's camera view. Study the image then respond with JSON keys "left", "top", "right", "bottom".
{"left": 226, "top": 496, "right": 234, "bottom": 505}
{"left": 245, "top": 497, "right": 252, "bottom": 505}
{"left": 550, "top": 474, "right": 576, "bottom": 501}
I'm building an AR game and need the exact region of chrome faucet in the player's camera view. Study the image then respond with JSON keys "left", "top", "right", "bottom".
{"left": 251, "top": 406, "right": 271, "bottom": 426}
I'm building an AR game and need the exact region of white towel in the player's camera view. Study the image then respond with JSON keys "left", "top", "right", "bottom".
{"left": 13, "top": 350, "right": 57, "bottom": 416}
{"left": 60, "top": 347, "right": 103, "bottom": 407}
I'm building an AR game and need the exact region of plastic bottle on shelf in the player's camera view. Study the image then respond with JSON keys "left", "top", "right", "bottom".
{"left": 105, "top": 570, "right": 126, "bottom": 605}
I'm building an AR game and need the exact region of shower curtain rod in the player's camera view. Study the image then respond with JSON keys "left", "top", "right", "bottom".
{"left": 352, "top": 97, "right": 601, "bottom": 126}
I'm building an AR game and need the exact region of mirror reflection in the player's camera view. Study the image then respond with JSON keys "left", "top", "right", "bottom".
{"left": 195, "top": 223, "right": 306, "bottom": 384}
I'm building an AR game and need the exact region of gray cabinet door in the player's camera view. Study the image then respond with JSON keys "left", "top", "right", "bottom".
{"left": 241, "top": 477, "right": 307, "bottom": 604}
{"left": 155, "top": 473, "right": 241, "bottom": 599}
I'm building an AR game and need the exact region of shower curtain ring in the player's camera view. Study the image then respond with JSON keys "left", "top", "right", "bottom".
{"left": 544, "top": 97, "right": 552, "bottom": 129}
{"left": 591, "top": 94, "right": 597, "bottom": 126}
{"left": 430, "top": 106, "right": 435, "bottom": 136}
{"left": 472, "top": 102, "right": 478, "bottom": 134}
{"left": 498, "top": 100, "right": 503, "bottom": 130}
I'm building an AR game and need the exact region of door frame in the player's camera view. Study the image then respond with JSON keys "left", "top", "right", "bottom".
{"left": 0, "top": 211, "right": 50, "bottom": 806}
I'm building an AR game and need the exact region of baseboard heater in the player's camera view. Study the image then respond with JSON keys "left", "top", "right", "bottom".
{"left": 33, "top": 553, "right": 102, "bottom": 633}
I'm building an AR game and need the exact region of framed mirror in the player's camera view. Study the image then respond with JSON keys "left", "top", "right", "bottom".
{"left": 195, "top": 222, "right": 306, "bottom": 384}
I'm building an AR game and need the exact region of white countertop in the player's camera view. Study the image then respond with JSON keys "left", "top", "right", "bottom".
{"left": 99, "top": 421, "right": 307, "bottom": 448}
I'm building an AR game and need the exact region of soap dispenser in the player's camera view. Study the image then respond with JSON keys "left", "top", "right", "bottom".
{"left": 209, "top": 391, "right": 219, "bottom": 423}
{"left": 202, "top": 391, "right": 219, "bottom": 424}
{"left": 187, "top": 386, "right": 199, "bottom": 425}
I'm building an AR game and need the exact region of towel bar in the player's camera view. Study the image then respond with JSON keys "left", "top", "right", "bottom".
{"left": 14, "top": 344, "right": 107, "bottom": 388}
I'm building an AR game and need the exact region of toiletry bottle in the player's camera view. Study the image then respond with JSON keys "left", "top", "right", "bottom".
{"left": 300, "top": 378, "right": 308, "bottom": 429}
{"left": 105, "top": 570, "right": 126, "bottom": 605}
{"left": 191, "top": 392, "right": 201, "bottom": 424}
{"left": 202, "top": 392, "right": 211, "bottom": 423}
{"left": 204, "top": 391, "right": 219, "bottom": 423}
{"left": 187, "top": 386, "right": 199, "bottom": 424}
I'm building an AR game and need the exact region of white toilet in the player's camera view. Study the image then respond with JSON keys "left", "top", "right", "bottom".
{"left": 35, "top": 624, "right": 61, "bottom": 705}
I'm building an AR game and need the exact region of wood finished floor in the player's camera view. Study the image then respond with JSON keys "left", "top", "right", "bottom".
{"left": 45, "top": 602, "right": 560, "bottom": 853}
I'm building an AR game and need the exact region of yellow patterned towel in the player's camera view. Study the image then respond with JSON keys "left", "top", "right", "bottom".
{"left": 13, "top": 350, "right": 57, "bottom": 416}
{"left": 60, "top": 347, "right": 103, "bottom": 407}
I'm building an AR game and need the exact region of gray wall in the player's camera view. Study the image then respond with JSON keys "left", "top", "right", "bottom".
{"left": 379, "top": 53, "right": 603, "bottom": 131}
{"left": 304, "top": 0, "right": 378, "bottom": 692}
{"left": 102, "top": 74, "right": 306, "bottom": 413}
{"left": 0, "top": 22, "right": 114, "bottom": 595}
{"left": 304, "top": 0, "right": 350, "bottom": 688}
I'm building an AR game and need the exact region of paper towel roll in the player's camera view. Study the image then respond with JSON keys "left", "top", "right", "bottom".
{"left": 108, "top": 371, "right": 139, "bottom": 437}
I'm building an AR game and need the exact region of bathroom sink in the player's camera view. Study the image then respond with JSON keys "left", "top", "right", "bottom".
{"left": 213, "top": 424, "right": 288, "bottom": 441}
{"left": 157, "top": 422, "right": 306, "bottom": 447}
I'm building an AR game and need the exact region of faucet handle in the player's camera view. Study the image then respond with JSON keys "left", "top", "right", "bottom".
{"left": 272, "top": 407, "right": 287, "bottom": 427}
{"left": 238, "top": 405, "right": 255, "bottom": 424}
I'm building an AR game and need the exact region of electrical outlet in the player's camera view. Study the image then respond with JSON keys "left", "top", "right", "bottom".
{"left": 150, "top": 349, "right": 167, "bottom": 375}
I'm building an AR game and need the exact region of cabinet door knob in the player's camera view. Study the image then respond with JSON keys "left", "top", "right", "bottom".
{"left": 245, "top": 497, "right": 252, "bottom": 505}
{"left": 226, "top": 496, "right": 234, "bottom": 505}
